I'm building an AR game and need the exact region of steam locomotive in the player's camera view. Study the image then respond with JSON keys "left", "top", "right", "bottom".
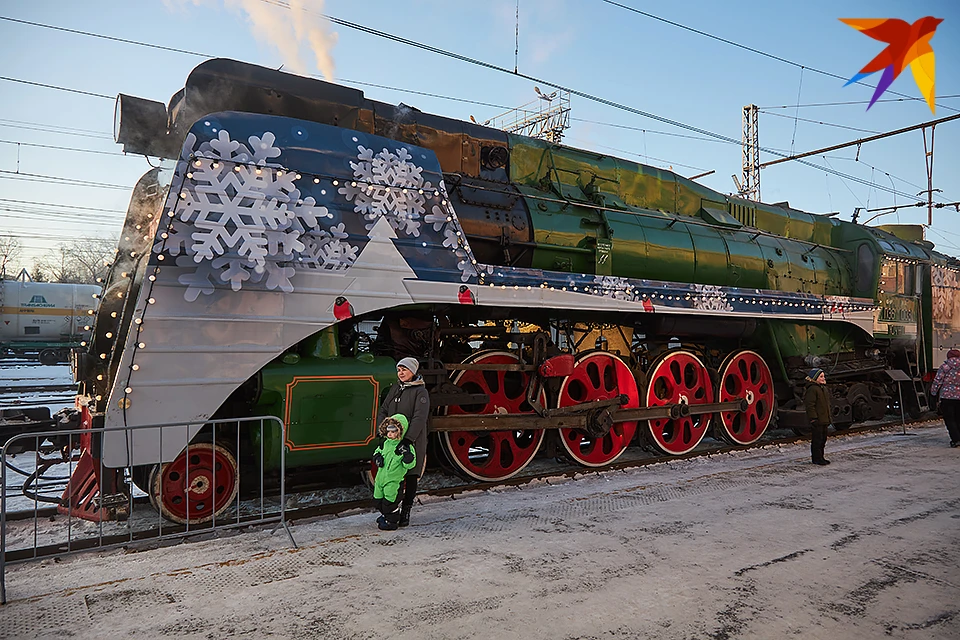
{"left": 19, "top": 59, "right": 960, "bottom": 525}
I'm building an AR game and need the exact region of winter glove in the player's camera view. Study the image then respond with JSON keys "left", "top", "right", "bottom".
{"left": 373, "top": 451, "right": 384, "bottom": 468}
{"left": 396, "top": 442, "right": 414, "bottom": 465}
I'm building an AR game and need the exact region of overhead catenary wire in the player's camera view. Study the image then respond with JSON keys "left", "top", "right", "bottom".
{"left": 0, "top": 15, "right": 211, "bottom": 58}
{"left": 0, "top": 118, "right": 114, "bottom": 140}
{"left": 598, "top": 0, "right": 959, "bottom": 113}
{"left": 0, "top": 197, "right": 127, "bottom": 214}
{"left": 0, "top": 139, "right": 136, "bottom": 158}
{"left": 0, "top": 75, "right": 113, "bottom": 100}
{"left": 759, "top": 110, "right": 882, "bottom": 135}
{"left": 0, "top": 169, "right": 131, "bottom": 190}
{"left": 2, "top": 9, "right": 941, "bottom": 204}
{"left": 760, "top": 95, "right": 960, "bottom": 110}
{"left": 1, "top": 9, "right": 949, "bottom": 220}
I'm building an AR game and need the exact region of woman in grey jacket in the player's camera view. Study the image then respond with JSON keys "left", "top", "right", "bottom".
{"left": 376, "top": 357, "right": 430, "bottom": 526}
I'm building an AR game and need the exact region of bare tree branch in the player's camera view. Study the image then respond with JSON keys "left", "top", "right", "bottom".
{"left": 33, "top": 236, "right": 118, "bottom": 284}
{"left": 0, "top": 236, "right": 22, "bottom": 278}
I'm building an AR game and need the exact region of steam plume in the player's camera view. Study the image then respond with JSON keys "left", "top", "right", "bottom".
{"left": 173, "top": 0, "right": 338, "bottom": 80}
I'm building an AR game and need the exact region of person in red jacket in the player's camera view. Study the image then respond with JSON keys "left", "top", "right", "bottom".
{"left": 930, "top": 349, "right": 960, "bottom": 447}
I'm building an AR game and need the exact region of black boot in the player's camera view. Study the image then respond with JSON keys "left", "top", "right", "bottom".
{"left": 398, "top": 505, "right": 411, "bottom": 527}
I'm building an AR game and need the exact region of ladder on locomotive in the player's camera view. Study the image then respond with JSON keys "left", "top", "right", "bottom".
{"left": 904, "top": 346, "right": 929, "bottom": 414}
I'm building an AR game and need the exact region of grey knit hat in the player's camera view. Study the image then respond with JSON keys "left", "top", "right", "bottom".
{"left": 397, "top": 357, "right": 420, "bottom": 375}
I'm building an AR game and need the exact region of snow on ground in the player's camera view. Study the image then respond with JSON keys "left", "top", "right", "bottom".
{"left": 2, "top": 423, "right": 958, "bottom": 639}
{"left": 1, "top": 363, "right": 75, "bottom": 514}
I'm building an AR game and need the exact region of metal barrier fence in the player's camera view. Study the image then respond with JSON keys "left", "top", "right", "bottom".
{"left": 1, "top": 415, "right": 296, "bottom": 604}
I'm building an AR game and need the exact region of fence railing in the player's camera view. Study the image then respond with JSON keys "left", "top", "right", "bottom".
{"left": 1, "top": 415, "right": 296, "bottom": 604}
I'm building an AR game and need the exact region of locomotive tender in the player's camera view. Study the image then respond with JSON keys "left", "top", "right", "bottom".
{"left": 54, "top": 59, "right": 960, "bottom": 524}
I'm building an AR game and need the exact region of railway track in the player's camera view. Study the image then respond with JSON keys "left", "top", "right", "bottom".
{"left": 2, "top": 413, "right": 938, "bottom": 564}
{"left": 0, "top": 385, "right": 76, "bottom": 395}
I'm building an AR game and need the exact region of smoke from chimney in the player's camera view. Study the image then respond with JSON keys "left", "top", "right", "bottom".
{"left": 174, "top": 0, "right": 338, "bottom": 80}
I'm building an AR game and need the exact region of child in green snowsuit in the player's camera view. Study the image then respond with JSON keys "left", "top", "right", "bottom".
{"left": 372, "top": 414, "right": 416, "bottom": 531}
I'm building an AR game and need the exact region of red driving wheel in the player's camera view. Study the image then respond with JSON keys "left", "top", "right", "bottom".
{"left": 716, "top": 350, "right": 775, "bottom": 445}
{"left": 643, "top": 350, "right": 714, "bottom": 455}
{"left": 441, "top": 351, "right": 546, "bottom": 481}
{"left": 557, "top": 351, "right": 639, "bottom": 467}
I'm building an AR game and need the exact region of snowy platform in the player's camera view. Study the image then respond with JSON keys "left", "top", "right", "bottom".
{"left": 2, "top": 424, "right": 959, "bottom": 639}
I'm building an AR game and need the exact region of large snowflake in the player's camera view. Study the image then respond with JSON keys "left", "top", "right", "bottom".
{"left": 339, "top": 145, "right": 478, "bottom": 282}
{"left": 160, "top": 130, "right": 358, "bottom": 301}
{"left": 338, "top": 146, "right": 431, "bottom": 235}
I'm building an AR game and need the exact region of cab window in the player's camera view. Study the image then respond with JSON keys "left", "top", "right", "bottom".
{"left": 879, "top": 259, "right": 897, "bottom": 293}
{"left": 856, "top": 244, "right": 875, "bottom": 293}
{"left": 879, "top": 258, "right": 917, "bottom": 295}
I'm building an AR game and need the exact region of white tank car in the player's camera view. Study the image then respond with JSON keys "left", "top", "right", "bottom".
{"left": 0, "top": 280, "right": 100, "bottom": 363}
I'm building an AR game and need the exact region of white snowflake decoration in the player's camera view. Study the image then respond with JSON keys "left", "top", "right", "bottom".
{"left": 162, "top": 130, "right": 357, "bottom": 300}
{"left": 338, "top": 146, "right": 431, "bottom": 235}
{"left": 691, "top": 284, "right": 733, "bottom": 311}
{"left": 591, "top": 276, "right": 638, "bottom": 301}
{"left": 339, "top": 145, "right": 478, "bottom": 282}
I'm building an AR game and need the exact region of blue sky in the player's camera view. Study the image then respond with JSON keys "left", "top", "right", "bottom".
{"left": 1, "top": 0, "right": 958, "bottom": 269}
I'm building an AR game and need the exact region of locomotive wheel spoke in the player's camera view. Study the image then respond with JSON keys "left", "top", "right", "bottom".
{"left": 643, "top": 350, "right": 714, "bottom": 455}
{"left": 716, "top": 350, "right": 775, "bottom": 445}
{"left": 149, "top": 442, "right": 239, "bottom": 525}
{"left": 441, "top": 351, "right": 545, "bottom": 481}
{"left": 557, "top": 351, "right": 639, "bottom": 467}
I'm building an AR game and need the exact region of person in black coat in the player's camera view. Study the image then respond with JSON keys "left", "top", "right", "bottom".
{"left": 376, "top": 357, "right": 430, "bottom": 526}
{"left": 803, "top": 368, "right": 831, "bottom": 465}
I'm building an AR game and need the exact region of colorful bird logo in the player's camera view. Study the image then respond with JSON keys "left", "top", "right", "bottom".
{"left": 333, "top": 296, "right": 355, "bottom": 321}
{"left": 458, "top": 285, "right": 476, "bottom": 305}
{"left": 841, "top": 16, "right": 943, "bottom": 113}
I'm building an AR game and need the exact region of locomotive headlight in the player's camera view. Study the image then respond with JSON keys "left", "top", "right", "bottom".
{"left": 132, "top": 364, "right": 140, "bottom": 371}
